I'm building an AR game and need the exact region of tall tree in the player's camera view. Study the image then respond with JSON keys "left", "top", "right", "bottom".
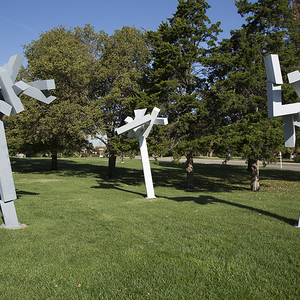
{"left": 204, "top": 0, "right": 300, "bottom": 191}
{"left": 91, "top": 26, "right": 151, "bottom": 178}
{"left": 4, "top": 25, "right": 97, "bottom": 170}
{"left": 148, "top": 0, "right": 221, "bottom": 188}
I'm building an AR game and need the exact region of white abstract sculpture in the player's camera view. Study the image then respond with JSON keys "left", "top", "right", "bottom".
{"left": 265, "top": 54, "right": 300, "bottom": 228}
{"left": 264, "top": 54, "right": 300, "bottom": 147}
{"left": 116, "top": 107, "right": 168, "bottom": 199}
{"left": 0, "top": 54, "right": 56, "bottom": 228}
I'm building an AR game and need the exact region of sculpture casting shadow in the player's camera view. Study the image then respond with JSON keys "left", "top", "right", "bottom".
{"left": 11, "top": 157, "right": 300, "bottom": 198}
{"left": 10, "top": 158, "right": 299, "bottom": 225}
{"left": 168, "top": 194, "right": 296, "bottom": 226}
{"left": 15, "top": 190, "right": 39, "bottom": 199}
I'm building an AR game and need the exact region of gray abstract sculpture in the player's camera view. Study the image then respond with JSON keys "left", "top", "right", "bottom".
{"left": 265, "top": 54, "right": 300, "bottom": 227}
{"left": 264, "top": 54, "right": 300, "bottom": 147}
{"left": 0, "top": 54, "right": 56, "bottom": 228}
{"left": 116, "top": 107, "right": 168, "bottom": 199}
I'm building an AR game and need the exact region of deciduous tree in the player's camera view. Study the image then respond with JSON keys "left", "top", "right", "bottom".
{"left": 92, "top": 26, "right": 151, "bottom": 178}
{"left": 5, "top": 25, "right": 97, "bottom": 170}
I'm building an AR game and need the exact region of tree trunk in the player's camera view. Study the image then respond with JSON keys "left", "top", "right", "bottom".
{"left": 248, "top": 158, "right": 259, "bottom": 191}
{"left": 186, "top": 151, "right": 194, "bottom": 189}
{"left": 51, "top": 153, "right": 58, "bottom": 170}
{"left": 107, "top": 153, "right": 116, "bottom": 178}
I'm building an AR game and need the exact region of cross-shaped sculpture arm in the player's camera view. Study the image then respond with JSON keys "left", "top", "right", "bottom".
{"left": 116, "top": 107, "right": 168, "bottom": 199}
{"left": 116, "top": 107, "right": 168, "bottom": 138}
{"left": 0, "top": 54, "right": 56, "bottom": 116}
{"left": 0, "top": 54, "right": 56, "bottom": 229}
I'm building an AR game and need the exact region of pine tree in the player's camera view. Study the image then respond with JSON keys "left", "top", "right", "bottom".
{"left": 148, "top": 0, "right": 221, "bottom": 188}
{"left": 205, "top": 0, "right": 300, "bottom": 191}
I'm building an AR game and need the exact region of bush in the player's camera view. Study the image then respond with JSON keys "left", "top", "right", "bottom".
{"left": 293, "top": 155, "right": 300, "bottom": 163}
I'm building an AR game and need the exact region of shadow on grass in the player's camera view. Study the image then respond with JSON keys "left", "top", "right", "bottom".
{"left": 10, "top": 158, "right": 299, "bottom": 225}
{"left": 169, "top": 194, "right": 297, "bottom": 226}
{"left": 87, "top": 162, "right": 250, "bottom": 194}
{"left": 10, "top": 157, "right": 104, "bottom": 177}
{"left": 260, "top": 167, "right": 300, "bottom": 182}
{"left": 92, "top": 181, "right": 146, "bottom": 198}
{"left": 152, "top": 162, "right": 250, "bottom": 192}
{"left": 16, "top": 190, "right": 39, "bottom": 199}
{"left": 10, "top": 157, "right": 300, "bottom": 194}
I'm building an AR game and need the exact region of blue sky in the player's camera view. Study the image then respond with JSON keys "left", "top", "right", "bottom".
{"left": 0, "top": 0, "right": 244, "bottom": 67}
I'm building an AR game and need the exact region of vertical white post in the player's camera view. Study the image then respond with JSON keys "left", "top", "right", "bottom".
{"left": 279, "top": 151, "right": 282, "bottom": 169}
{"left": 138, "top": 135, "right": 155, "bottom": 199}
{"left": 0, "top": 121, "right": 17, "bottom": 201}
{"left": 0, "top": 120, "right": 21, "bottom": 228}
{"left": 0, "top": 200, "right": 21, "bottom": 228}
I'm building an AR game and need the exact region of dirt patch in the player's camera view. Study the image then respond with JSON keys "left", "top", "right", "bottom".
{"left": 15, "top": 179, "right": 64, "bottom": 184}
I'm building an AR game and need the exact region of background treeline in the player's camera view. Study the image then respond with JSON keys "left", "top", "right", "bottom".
{"left": 4, "top": 0, "right": 300, "bottom": 191}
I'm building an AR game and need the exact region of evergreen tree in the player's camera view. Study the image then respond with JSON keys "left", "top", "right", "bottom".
{"left": 148, "top": 0, "right": 221, "bottom": 188}
{"left": 205, "top": 0, "right": 300, "bottom": 191}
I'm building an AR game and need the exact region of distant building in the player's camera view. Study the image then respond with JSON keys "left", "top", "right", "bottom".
{"left": 95, "top": 146, "right": 106, "bottom": 157}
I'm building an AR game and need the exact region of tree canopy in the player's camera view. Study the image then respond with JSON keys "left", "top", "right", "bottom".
{"left": 5, "top": 0, "right": 300, "bottom": 192}
{"left": 5, "top": 25, "right": 97, "bottom": 169}
{"left": 204, "top": 0, "right": 300, "bottom": 190}
{"left": 147, "top": 0, "right": 221, "bottom": 188}
{"left": 91, "top": 26, "right": 151, "bottom": 178}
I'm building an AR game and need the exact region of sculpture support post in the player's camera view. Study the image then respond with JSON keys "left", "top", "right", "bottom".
{"left": 139, "top": 135, "right": 155, "bottom": 199}
{"left": 116, "top": 107, "right": 167, "bottom": 199}
{"left": 0, "top": 119, "right": 21, "bottom": 228}
{"left": 0, "top": 200, "right": 21, "bottom": 228}
{"left": 296, "top": 213, "right": 300, "bottom": 228}
{"left": 0, "top": 54, "right": 56, "bottom": 228}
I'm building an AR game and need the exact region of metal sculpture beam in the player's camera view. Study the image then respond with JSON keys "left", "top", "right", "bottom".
{"left": 116, "top": 107, "right": 167, "bottom": 199}
{"left": 264, "top": 54, "right": 300, "bottom": 147}
{"left": 0, "top": 54, "right": 56, "bottom": 228}
{"left": 265, "top": 54, "right": 300, "bottom": 228}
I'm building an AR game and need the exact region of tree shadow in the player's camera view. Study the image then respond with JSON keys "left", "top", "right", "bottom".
{"left": 10, "top": 157, "right": 53, "bottom": 173}
{"left": 9, "top": 158, "right": 300, "bottom": 225}
{"left": 168, "top": 194, "right": 296, "bottom": 226}
{"left": 10, "top": 157, "right": 300, "bottom": 195}
{"left": 10, "top": 157, "right": 105, "bottom": 177}
{"left": 150, "top": 162, "right": 250, "bottom": 192}
{"left": 260, "top": 167, "right": 300, "bottom": 182}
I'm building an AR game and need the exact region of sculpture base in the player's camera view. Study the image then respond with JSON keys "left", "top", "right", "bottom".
{"left": 145, "top": 196, "right": 156, "bottom": 199}
{"left": 0, "top": 200, "right": 21, "bottom": 229}
{"left": 1, "top": 223, "right": 26, "bottom": 229}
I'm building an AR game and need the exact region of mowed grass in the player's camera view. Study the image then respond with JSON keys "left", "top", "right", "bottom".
{"left": 0, "top": 157, "right": 299, "bottom": 299}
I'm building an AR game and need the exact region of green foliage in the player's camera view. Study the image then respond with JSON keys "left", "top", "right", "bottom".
{"left": 4, "top": 0, "right": 300, "bottom": 184}
{"left": 91, "top": 26, "right": 151, "bottom": 177}
{"left": 1, "top": 157, "right": 299, "bottom": 299}
{"left": 293, "top": 154, "right": 300, "bottom": 162}
{"left": 147, "top": 0, "right": 221, "bottom": 187}
{"left": 4, "top": 25, "right": 98, "bottom": 165}
{"left": 205, "top": 0, "right": 300, "bottom": 162}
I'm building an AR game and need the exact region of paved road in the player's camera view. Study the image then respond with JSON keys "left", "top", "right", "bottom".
{"left": 148, "top": 157, "right": 300, "bottom": 171}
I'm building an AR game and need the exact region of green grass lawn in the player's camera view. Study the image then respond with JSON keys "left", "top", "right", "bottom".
{"left": 0, "top": 157, "right": 299, "bottom": 299}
